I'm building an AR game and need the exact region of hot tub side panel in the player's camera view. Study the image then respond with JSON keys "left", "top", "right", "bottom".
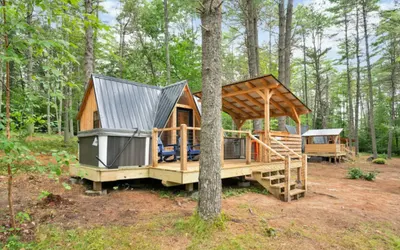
{"left": 79, "top": 136, "right": 99, "bottom": 166}
{"left": 107, "top": 136, "right": 151, "bottom": 167}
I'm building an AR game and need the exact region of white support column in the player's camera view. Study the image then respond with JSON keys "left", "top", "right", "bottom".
{"left": 145, "top": 137, "right": 150, "bottom": 166}
{"left": 98, "top": 135, "right": 108, "bottom": 168}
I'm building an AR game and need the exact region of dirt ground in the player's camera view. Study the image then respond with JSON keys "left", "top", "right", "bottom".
{"left": 1, "top": 157, "right": 400, "bottom": 249}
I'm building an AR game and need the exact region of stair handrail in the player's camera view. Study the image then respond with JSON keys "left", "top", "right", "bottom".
{"left": 248, "top": 133, "right": 285, "bottom": 160}
{"left": 269, "top": 135, "right": 301, "bottom": 158}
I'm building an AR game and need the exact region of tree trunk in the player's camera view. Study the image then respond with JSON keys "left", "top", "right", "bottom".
{"left": 84, "top": 0, "right": 94, "bottom": 86}
{"left": 302, "top": 32, "right": 308, "bottom": 126}
{"left": 277, "top": 0, "right": 286, "bottom": 131}
{"left": 354, "top": 4, "right": 361, "bottom": 155}
{"left": 47, "top": 90, "right": 52, "bottom": 134}
{"left": 164, "top": 0, "right": 171, "bottom": 85}
{"left": 362, "top": 0, "right": 378, "bottom": 158}
{"left": 26, "top": 2, "right": 33, "bottom": 87}
{"left": 63, "top": 86, "right": 69, "bottom": 143}
{"left": 3, "top": 0, "right": 16, "bottom": 229}
{"left": 244, "top": 0, "right": 262, "bottom": 131}
{"left": 284, "top": 0, "right": 293, "bottom": 88}
{"left": 344, "top": 7, "right": 354, "bottom": 148}
{"left": 198, "top": 0, "right": 222, "bottom": 221}
{"left": 0, "top": 55, "right": 3, "bottom": 114}
{"left": 387, "top": 38, "right": 397, "bottom": 158}
{"left": 69, "top": 88, "right": 74, "bottom": 137}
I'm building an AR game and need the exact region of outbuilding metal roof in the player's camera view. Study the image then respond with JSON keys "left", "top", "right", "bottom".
{"left": 81, "top": 74, "right": 187, "bottom": 131}
{"left": 302, "top": 128, "right": 343, "bottom": 137}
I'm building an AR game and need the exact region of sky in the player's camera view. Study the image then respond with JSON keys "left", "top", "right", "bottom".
{"left": 98, "top": 0, "right": 396, "bottom": 68}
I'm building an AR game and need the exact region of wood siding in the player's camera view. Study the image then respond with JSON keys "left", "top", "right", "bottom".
{"left": 305, "top": 144, "right": 339, "bottom": 154}
{"left": 80, "top": 86, "right": 98, "bottom": 131}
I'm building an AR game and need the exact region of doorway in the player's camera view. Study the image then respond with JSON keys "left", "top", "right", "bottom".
{"left": 177, "top": 108, "right": 193, "bottom": 144}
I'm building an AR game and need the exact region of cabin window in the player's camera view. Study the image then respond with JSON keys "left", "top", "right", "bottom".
{"left": 93, "top": 111, "right": 100, "bottom": 128}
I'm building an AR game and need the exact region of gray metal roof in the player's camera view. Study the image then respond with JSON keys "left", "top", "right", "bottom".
{"left": 285, "top": 124, "right": 308, "bottom": 135}
{"left": 91, "top": 74, "right": 186, "bottom": 131}
{"left": 302, "top": 128, "right": 343, "bottom": 137}
{"left": 154, "top": 81, "right": 187, "bottom": 128}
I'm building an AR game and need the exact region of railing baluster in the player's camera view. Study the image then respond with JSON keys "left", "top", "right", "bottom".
{"left": 152, "top": 128, "right": 158, "bottom": 168}
{"left": 180, "top": 124, "right": 187, "bottom": 171}
{"left": 284, "top": 155, "right": 291, "bottom": 202}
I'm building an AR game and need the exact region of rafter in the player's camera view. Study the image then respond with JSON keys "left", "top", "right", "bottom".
{"left": 222, "top": 89, "right": 262, "bottom": 117}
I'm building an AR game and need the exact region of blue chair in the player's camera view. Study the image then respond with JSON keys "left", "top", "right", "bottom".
{"left": 178, "top": 137, "right": 200, "bottom": 161}
{"left": 158, "top": 137, "right": 178, "bottom": 162}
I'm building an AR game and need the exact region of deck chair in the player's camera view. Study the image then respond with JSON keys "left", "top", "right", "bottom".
{"left": 178, "top": 137, "right": 200, "bottom": 161}
{"left": 157, "top": 137, "right": 178, "bottom": 162}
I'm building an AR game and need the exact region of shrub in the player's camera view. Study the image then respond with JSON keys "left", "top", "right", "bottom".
{"left": 348, "top": 168, "right": 364, "bottom": 179}
{"left": 378, "top": 154, "right": 387, "bottom": 159}
{"left": 347, "top": 168, "right": 378, "bottom": 181}
{"left": 363, "top": 172, "right": 378, "bottom": 181}
{"left": 372, "top": 158, "right": 386, "bottom": 164}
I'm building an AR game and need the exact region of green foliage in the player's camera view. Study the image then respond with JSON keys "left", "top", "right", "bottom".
{"left": 1, "top": 235, "right": 33, "bottom": 250}
{"left": 175, "top": 213, "right": 227, "bottom": 239}
{"left": 15, "top": 212, "right": 31, "bottom": 224}
{"left": 372, "top": 158, "right": 386, "bottom": 164}
{"left": 363, "top": 172, "right": 378, "bottom": 181}
{"left": 38, "top": 190, "right": 51, "bottom": 200}
{"left": 348, "top": 168, "right": 364, "bottom": 179}
{"left": 347, "top": 168, "right": 378, "bottom": 181}
{"left": 222, "top": 186, "right": 268, "bottom": 198}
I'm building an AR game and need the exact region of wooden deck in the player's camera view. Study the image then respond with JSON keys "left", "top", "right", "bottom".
{"left": 70, "top": 159, "right": 302, "bottom": 186}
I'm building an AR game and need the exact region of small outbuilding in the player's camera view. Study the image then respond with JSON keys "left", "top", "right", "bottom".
{"left": 302, "top": 128, "right": 354, "bottom": 162}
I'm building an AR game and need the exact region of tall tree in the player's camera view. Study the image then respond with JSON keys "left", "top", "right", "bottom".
{"left": 84, "top": 0, "right": 94, "bottom": 85}
{"left": 284, "top": 0, "right": 293, "bottom": 88}
{"left": 3, "top": 0, "right": 16, "bottom": 229}
{"left": 244, "top": 0, "right": 262, "bottom": 131}
{"left": 198, "top": 0, "right": 222, "bottom": 221}
{"left": 361, "top": 0, "right": 378, "bottom": 158}
{"left": 329, "top": 0, "right": 355, "bottom": 146}
{"left": 354, "top": 3, "right": 361, "bottom": 155}
{"left": 277, "top": 0, "right": 286, "bottom": 131}
{"left": 164, "top": 0, "right": 171, "bottom": 85}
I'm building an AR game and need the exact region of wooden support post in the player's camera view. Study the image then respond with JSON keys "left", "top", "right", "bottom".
{"left": 301, "top": 154, "right": 307, "bottom": 191}
{"left": 180, "top": 124, "right": 187, "bottom": 171}
{"left": 284, "top": 155, "right": 291, "bottom": 202}
{"left": 185, "top": 183, "right": 194, "bottom": 192}
{"left": 259, "top": 133, "right": 265, "bottom": 162}
{"left": 246, "top": 132, "right": 251, "bottom": 165}
{"left": 171, "top": 108, "right": 177, "bottom": 144}
{"left": 152, "top": 128, "right": 158, "bottom": 168}
{"left": 221, "top": 132, "right": 225, "bottom": 168}
{"left": 264, "top": 88, "right": 271, "bottom": 163}
{"left": 93, "top": 181, "right": 102, "bottom": 191}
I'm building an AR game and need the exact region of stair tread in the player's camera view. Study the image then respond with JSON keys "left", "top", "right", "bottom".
{"left": 262, "top": 175, "right": 285, "bottom": 180}
{"left": 271, "top": 182, "right": 296, "bottom": 188}
{"left": 289, "top": 189, "right": 306, "bottom": 196}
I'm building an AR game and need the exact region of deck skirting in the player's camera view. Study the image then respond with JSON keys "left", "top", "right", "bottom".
{"left": 69, "top": 160, "right": 302, "bottom": 185}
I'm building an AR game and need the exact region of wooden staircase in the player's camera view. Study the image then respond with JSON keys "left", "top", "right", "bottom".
{"left": 248, "top": 133, "right": 308, "bottom": 202}
{"left": 252, "top": 159, "right": 306, "bottom": 201}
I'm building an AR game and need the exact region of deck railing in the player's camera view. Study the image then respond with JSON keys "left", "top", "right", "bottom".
{"left": 152, "top": 126, "right": 307, "bottom": 199}
{"left": 152, "top": 126, "right": 253, "bottom": 170}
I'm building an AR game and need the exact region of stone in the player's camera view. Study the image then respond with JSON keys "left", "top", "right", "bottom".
{"left": 238, "top": 181, "right": 251, "bottom": 188}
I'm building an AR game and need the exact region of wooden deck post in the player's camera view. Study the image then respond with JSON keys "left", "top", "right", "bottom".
{"left": 221, "top": 132, "right": 225, "bottom": 168}
{"left": 301, "top": 154, "right": 308, "bottom": 191}
{"left": 246, "top": 132, "right": 251, "bottom": 165}
{"left": 180, "top": 124, "right": 187, "bottom": 171}
{"left": 284, "top": 155, "right": 291, "bottom": 202}
{"left": 171, "top": 108, "right": 177, "bottom": 144}
{"left": 264, "top": 88, "right": 271, "bottom": 163}
{"left": 152, "top": 128, "right": 158, "bottom": 168}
